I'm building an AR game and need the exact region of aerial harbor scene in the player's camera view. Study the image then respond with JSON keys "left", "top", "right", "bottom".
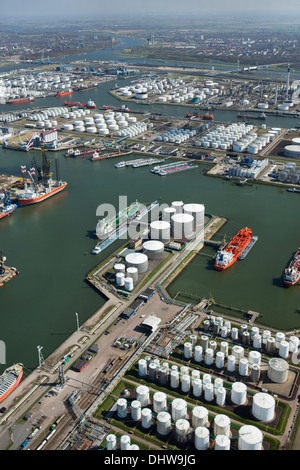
{"left": 1, "top": 0, "right": 300, "bottom": 456}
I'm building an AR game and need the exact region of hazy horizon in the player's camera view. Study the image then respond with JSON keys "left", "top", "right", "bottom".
{"left": 1, "top": 0, "right": 300, "bottom": 20}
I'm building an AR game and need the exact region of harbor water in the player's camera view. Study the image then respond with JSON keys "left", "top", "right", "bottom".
{"left": 1, "top": 54, "right": 300, "bottom": 373}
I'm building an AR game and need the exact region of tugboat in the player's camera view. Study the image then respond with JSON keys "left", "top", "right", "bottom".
{"left": 0, "top": 191, "right": 17, "bottom": 219}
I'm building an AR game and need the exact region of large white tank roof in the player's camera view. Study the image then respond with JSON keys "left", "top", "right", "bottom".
{"left": 125, "top": 252, "right": 148, "bottom": 265}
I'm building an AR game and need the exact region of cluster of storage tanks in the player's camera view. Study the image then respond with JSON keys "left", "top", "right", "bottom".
{"left": 156, "top": 127, "right": 197, "bottom": 144}
{"left": 150, "top": 201, "right": 205, "bottom": 242}
{"left": 228, "top": 158, "right": 269, "bottom": 179}
{"left": 278, "top": 161, "right": 300, "bottom": 183}
{"left": 0, "top": 72, "right": 78, "bottom": 97}
{"left": 284, "top": 138, "right": 300, "bottom": 159}
{"left": 114, "top": 374, "right": 265, "bottom": 449}
{"left": 105, "top": 434, "right": 140, "bottom": 450}
{"left": 117, "top": 77, "right": 221, "bottom": 105}
{"left": 28, "top": 107, "right": 69, "bottom": 128}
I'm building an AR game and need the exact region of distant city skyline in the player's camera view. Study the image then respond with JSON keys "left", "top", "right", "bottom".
{"left": 1, "top": 0, "right": 300, "bottom": 20}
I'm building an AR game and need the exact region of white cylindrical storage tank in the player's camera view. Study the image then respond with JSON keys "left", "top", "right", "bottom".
{"left": 216, "top": 351, "right": 225, "bottom": 369}
{"left": 195, "top": 427, "right": 210, "bottom": 450}
{"left": 214, "top": 415, "right": 231, "bottom": 437}
{"left": 125, "top": 252, "right": 148, "bottom": 274}
{"left": 214, "top": 378, "right": 223, "bottom": 394}
{"left": 138, "top": 359, "right": 147, "bottom": 376}
{"left": 124, "top": 277, "right": 134, "bottom": 291}
{"left": 279, "top": 341, "right": 289, "bottom": 358}
{"left": 231, "top": 328, "right": 239, "bottom": 341}
{"left": 232, "top": 345, "right": 244, "bottom": 361}
{"left": 170, "top": 370, "right": 180, "bottom": 389}
{"left": 252, "top": 393, "right": 275, "bottom": 422}
{"left": 184, "top": 342, "right": 193, "bottom": 359}
{"left": 227, "top": 355, "right": 236, "bottom": 373}
{"left": 262, "top": 330, "right": 271, "bottom": 345}
{"left": 136, "top": 385, "right": 150, "bottom": 407}
{"left": 106, "top": 434, "right": 117, "bottom": 450}
{"left": 117, "top": 398, "right": 128, "bottom": 418}
{"left": 115, "top": 272, "right": 125, "bottom": 287}
{"left": 267, "top": 358, "right": 289, "bottom": 383}
{"left": 215, "top": 434, "right": 231, "bottom": 451}
{"left": 191, "top": 370, "right": 200, "bottom": 382}
{"left": 231, "top": 382, "right": 247, "bottom": 405}
{"left": 205, "top": 348, "right": 214, "bottom": 366}
{"left": 131, "top": 400, "right": 142, "bottom": 421}
{"left": 220, "top": 326, "right": 228, "bottom": 339}
{"left": 162, "top": 206, "right": 176, "bottom": 222}
{"left": 204, "top": 383, "right": 214, "bottom": 402}
{"left": 216, "top": 387, "right": 227, "bottom": 407}
{"left": 181, "top": 375, "right": 191, "bottom": 393}
{"left": 194, "top": 345, "right": 203, "bottom": 362}
{"left": 238, "top": 425, "right": 263, "bottom": 451}
{"left": 171, "top": 200, "right": 184, "bottom": 213}
{"left": 239, "top": 358, "right": 249, "bottom": 376}
{"left": 289, "top": 336, "right": 299, "bottom": 353}
{"left": 157, "top": 411, "right": 172, "bottom": 436}
{"left": 171, "top": 398, "right": 187, "bottom": 420}
{"left": 149, "top": 220, "right": 171, "bottom": 243}
{"left": 148, "top": 362, "right": 157, "bottom": 381}
{"left": 171, "top": 213, "right": 194, "bottom": 240}
{"left": 126, "top": 267, "right": 138, "bottom": 282}
{"left": 200, "top": 335, "right": 209, "bottom": 349}
{"left": 253, "top": 334, "right": 262, "bottom": 349}
{"left": 153, "top": 392, "right": 167, "bottom": 413}
{"left": 183, "top": 203, "right": 205, "bottom": 229}
{"left": 275, "top": 332, "right": 285, "bottom": 348}
{"left": 142, "top": 240, "right": 164, "bottom": 260}
{"left": 193, "top": 379, "right": 202, "bottom": 397}
{"left": 202, "top": 374, "right": 212, "bottom": 388}
{"left": 175, "top": 419, "right": 190, "bottom": 443}
{"left": 120, "top": 435, "right": 131, "bottom": 450}
{"left": 220, "top": 341, "right": 229, "bottom": 355}
{"left": 141, "top": 408, "right": 152, "bottom": 429}
{"left": 192, "top": 406, "right": 208, "bottom": 427}
{"left": 249, "top": 351, "right": 261, "bottom": 365}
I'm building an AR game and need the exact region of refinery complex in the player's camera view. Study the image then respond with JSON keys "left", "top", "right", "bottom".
{"left": 1, "top": 10, "right": 300, "bottom": 457}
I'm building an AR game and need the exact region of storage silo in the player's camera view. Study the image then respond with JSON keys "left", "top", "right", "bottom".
{"left": 141, "top": 408, "right": 152, "bottom": 429}
{"left": 262, "top": 330, "right": 271, "bottom": 345}
{"left": 227, "top": 355, "right": 236, "bottom": 373}
{"left": 232, "top": 345, "right": 244, "bottom": 361}
{"left": 136, "top": 385, "right": 150, "bottom": 406}
{"left": 149, "top": 220, "right": 171, "bottom": 242}
{"left": 249, "top": 351, "right": 261, "bottom": 366}
{"left": 170, "top": 370, "right": 180, "bottom": 389}
{"left": 117, "top": 398, "right": 128, "bottom": 418}
{"left": 148, "top": 362, "right": 157, "bottom": 381}
{"left": 195, "top": 427, "right": 210, "bottom": 450}
{"left": 275, "top": 332, "right": 285, "bottom": 348}
{"left": 201, "top": 335, "right": 209, "bottom": 349}
{"left": 250, "top": 364, "right": 261, "bottom": 383}
{"left": 194, "top": 345, "right": 203, "bottom": 362}
{"left": 175, "top": 419, "right": 190, "bottom": 443}
{"left": 138, "top": 359, "right": 147, "bottom": 376}
{"left": 192, "top": 406, "right": 208, "bottom": 427}
{"left": 181, "top": 375, "right": 191, "bottom": 393}
{"left": 142, "top": 240, "right": 165, "bottom": 259}
{"left": 106, "top": 434, "right": 117, "bottom": 450}
{"left": 171, "top": 398, "right": 187, "bottom": 420}
{"left": 193, "top": 379, "right": 202, "bottom": 397}
{"left": 153, "top": 392, "right": 167, "bottom": 413}
{"left": 239, "top": 358, "right": 249, "bottom": 376}
{"left": 126, "top": 266, "right": 138, "bottom": 282}
{"left": 253, "top": 334, "right": 262, "bottom": 349}
{"left": 159, "top": 366, "right": 169, "bottom": 386}
{"left": 252, "top": 393, "right": 275, "bottom": 422}
{"left": 204, "top": 383, "right": 214, "bottom": 402}
{"left": 205, "top": 348, "right": 214, "bottom": 366}
{"left": 216, "top": 351, "right": 225, "bottom": 369}
{"left": 213, "top": 414, "right": 231, "bottom": 437}
{"left": 215, "top": 434, "right": 231, "bottom": 451}
{"left": 289, "top": 336, "right": 299, "bottom": 353}
{"left": 131, "top": 400, "right": 142, "bottom": 421}
{"left": 157, "top": 411, "right": 172, "bottom": 436}
{"left": 184, "top": 342, "right": 193, "bottom": 359}
{"left": 216, "top": 387, "right": 227, "bottom": 407}
{"left": 171, "top": 213, "right": 194, "bottom": 240}
{"left": 125, "top": 252, "right": 148, "bottom": 274}
{"left": 190, "top": 334, "right": 198, "bottom": 346}
{"left": 238, "top": 425, "right": 263, "bottom": 451}
{"left": 231, "top": 382, "right": 247, "bottom": 405}
{"left": 267, "top": 358, "right": 289, "bottom": 383}
{"left": 279, "top": 341, "right": 290, "bottom": 358}
{"left": 220, "top": 341, "right": 229, "bottom": 355}
{"left": 120, "top": 435, "right": 131, "bottom": 450}
{"left": 183, "top": 203, "right": 205, "bottom": 230}
{"left": 191, "top": 370, "right": 200, "bottom": 382}
{"left": 231, "top": 328, "right": 239, "bottom": 341}
{"left": 171, "top": 200, "right": 184, "bottom": 213}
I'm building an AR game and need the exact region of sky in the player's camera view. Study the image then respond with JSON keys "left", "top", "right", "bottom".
{"left": 1, "top": 0, "right": 300, "bottom": 20}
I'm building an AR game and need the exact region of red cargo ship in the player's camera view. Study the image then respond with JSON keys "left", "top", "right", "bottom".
{"left": 214, "top": 227, "right": 252, "bottom": 271}
{"left": 0, "top": 364, "right": 23, "bottom": 403}
{"left": 56, "top": 89, "right": 73, "bottom": 97}
{"left": 64, "top": 100, "right": 96, "bottom": 109}
{"left": 284, "top": 248, "right": 300, "bottom": 287}
{"left": 6, "top": 98, "right": 35, "bottom": 104}
{"left": 186, "top": 112, "right": 214, "bottom": 120}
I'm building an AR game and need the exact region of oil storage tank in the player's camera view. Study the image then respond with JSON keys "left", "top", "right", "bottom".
{"left": 183, "top": 203, "right": 205, "bottom": 230}
{"left": 267, "top": 358, "right": 289, "bottom": 383}
{"left": 171, "top": 213, "right": 194, "bottom": 240}
{"left": 149, "top": 220, "right": 171, "bottom": 242}
{"left": 142, "top": 240, "right": 164, "bottom": 259}
{"left": 238, "top": 425, "right": 263, "bottom": 450}
{"left": 252, "top": 392, "right": 275, "bottom": 422}
{"left": 125, "top": 252, "right": 148, "bottom": 274}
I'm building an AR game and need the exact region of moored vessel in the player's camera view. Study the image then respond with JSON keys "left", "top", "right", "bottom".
{"left": 215, "top": 227, "right": 252, "bottom": 271}
{"left": 0, "top": 191, "right": 17, "bottom": 219}
{"left": 56, "top": 89, "right": 73, "bottom": 97}
{"left": 6, "top": 98, "right": 35, "bottom": 104}
{"left": 0, "top": 363, "right": 23, "bottom": 403}
{"left": 65, "top": 148, "right": 96, "bottom": 158}
{"left": 284, "top": 248, "right": 300, "bottom": 287}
